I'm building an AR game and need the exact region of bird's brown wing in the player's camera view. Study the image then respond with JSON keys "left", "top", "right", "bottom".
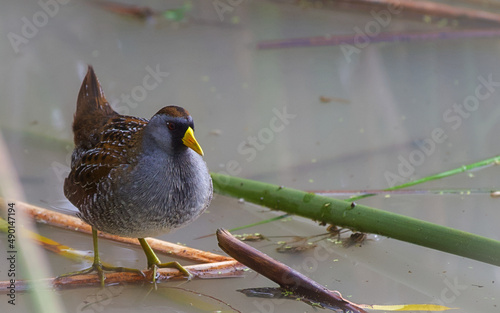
{"left": 66, "top": 65, "right": 150, "bottom": 208}
{"left": 64, "top": 115, "right": 148, "bottom": 208}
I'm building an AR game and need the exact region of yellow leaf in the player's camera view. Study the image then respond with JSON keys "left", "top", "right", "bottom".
{"left": 360, "top": 304, "right": 456, "bottom": 311}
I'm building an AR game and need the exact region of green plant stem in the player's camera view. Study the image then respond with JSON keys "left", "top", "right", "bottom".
{"left": 349, "top": 155, "right": 500, "bottom": 201}
{"left": 232, "top": 155, "right": 500, "bottom": 231}
{"left": 211, "top": 173, "right": 500, "bottom": 267}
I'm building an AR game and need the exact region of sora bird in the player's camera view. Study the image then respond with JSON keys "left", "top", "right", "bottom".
{"left": 62, "top": 66, "right": 213, "bottom": 285}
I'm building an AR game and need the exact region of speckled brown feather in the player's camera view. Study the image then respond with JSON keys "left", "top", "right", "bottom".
{"left": 64, "top": 66, "right": 148, "bottom": 209}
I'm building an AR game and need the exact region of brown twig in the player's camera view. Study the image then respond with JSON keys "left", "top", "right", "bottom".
{"left": 457, "top": 0, "right": 500, "bottom": 10}
{"left": 216, "top": 228, "right": 368, "bottom": 313}
{"left": 331, "top": 0, "right": 500, "bottom": 25}
{"left": 91, "top": 0, "right": 155, "bottom": 20}
{"left": 258, "top": 28, "right": 500, "bottom": 49}
{"left": 0, "top": 198, "right": 233, "bottom": 263}
{"left": 0, "top": 260, "right": 245, "bottom": 291}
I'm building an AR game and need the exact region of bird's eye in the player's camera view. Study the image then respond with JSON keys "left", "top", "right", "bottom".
{"left": 167, "top": 122, "right": 176, "bottom": 130}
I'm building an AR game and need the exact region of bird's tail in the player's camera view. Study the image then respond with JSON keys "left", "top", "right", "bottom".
{"left": 72, "top": 65, "right": 118, "bottom": 148}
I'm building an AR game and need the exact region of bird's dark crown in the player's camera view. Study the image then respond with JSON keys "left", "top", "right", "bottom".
{"left": 154, "top": 105, "right": 194, "bottom": 131}
{"left": 146, "top": 105, "right": 195, "bottom": 153}
{"left": 155, "top": 106, "right": 190, "bottom": 118}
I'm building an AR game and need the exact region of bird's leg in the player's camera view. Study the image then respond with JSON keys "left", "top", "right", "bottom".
{"left": 57, "top": 228, "right": 144, "bottom": 287}
{"left": 138, "top": 238, "right": 193, "bottom": 283}
{"left": 92, "top": 228, "right": 105, "bottom": 285}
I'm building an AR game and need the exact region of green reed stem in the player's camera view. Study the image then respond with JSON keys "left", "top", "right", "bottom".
{"left": 349, "top": 155, "right": 500, "bottom": 201}
{"left": 211, "top": 173, "right": 500, "bottom": 266}
{"left": 227, "top": 155, "right": 500, "bottom": 230}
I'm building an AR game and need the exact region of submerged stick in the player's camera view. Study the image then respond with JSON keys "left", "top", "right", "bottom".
{"left": 0, "top": 198, "right": 233, "bottom": 263}
{"left": 0, "top": 260, "right": 245, "bottom": 291}
{"left": 216, "top": 229, "right": 368, "bottom": 313}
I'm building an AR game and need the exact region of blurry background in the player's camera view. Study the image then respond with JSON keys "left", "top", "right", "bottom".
{"left": 1, "top": 0, "right": 500, "bottom": 312}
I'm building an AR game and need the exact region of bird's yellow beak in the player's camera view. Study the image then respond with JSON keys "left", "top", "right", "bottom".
{"left": 182, "top": 127, "right": 204, "bottom": 156}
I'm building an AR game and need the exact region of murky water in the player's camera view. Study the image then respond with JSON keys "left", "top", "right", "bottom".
{"left": 1, "top": 1, "right": 500, "bottom": 312}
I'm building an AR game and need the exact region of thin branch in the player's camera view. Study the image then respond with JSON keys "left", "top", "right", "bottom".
{"left": 216, "top": 229, "right": 368, "bottom": 313}
{"left": 307, "top": 188, "right": 497, "bottom": 196}
{"left": 258, "top": 28, "right": 500, "bottom": 49}
{"left": 456, "top": 0, "right": 500, "bottom": 10}
{"left": 162, "top": 286, "right": 243, "bottom": 313}
{"left": 330, "top": 0, "right": 500, "bottom": 24}
{"left": 0, "top": 260, "right": 245, "bottom": 291}
{"left": 0, "top": 198, "right": 233, "bottom": 263}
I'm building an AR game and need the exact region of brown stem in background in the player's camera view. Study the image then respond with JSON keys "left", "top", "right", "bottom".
{"left": 0, "top": 198, "right": 233, "bottom": 263}
{"left": 216, "top": 228, "right": 368, "bottom": 313}
{"left": 455, "top": 0, "right": 500, "bottom": 9}
{"left": 0, "top": 260, "right": 245, "bottom": 291}
{"left": 331, "top": 0, "right": 500, "bottom": 24}
{"left": 258, "top": 28, "right": 500, "bottom": 49}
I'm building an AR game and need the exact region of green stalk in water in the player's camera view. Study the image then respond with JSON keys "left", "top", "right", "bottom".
{"left": 211, "top": 173, "right": 500, "bottom": 267}
{"left": 229, "top": 155, "right": 500, "bottom": 231}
